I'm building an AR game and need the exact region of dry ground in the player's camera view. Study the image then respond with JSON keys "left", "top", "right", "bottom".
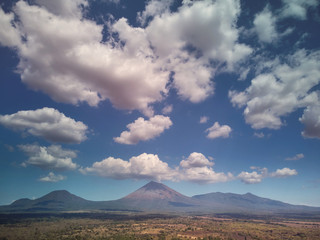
{"left": 0, "top": 214, "right": 319, "bottom": 240}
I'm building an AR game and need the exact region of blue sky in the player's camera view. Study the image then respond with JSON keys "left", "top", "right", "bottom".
{"left": 0, "top": 0, "right": 319, "bottom": 207}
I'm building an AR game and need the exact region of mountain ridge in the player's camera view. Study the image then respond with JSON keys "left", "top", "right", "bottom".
{"left": 1, "top": 181, "right": 319, "bottom": 214}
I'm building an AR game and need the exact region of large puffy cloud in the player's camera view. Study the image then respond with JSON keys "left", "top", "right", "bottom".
{"left": 145, "top": 0, "right": 252, "bottom": 102}
{"left": 1, "top": 1, "right": 169, "bottom": 116}
{"left": 82, "top": 152, "right": 233, "bottom": 184}
{"left": 238, "top": 166, "right": 297, "bottom": 184}
{"left": 229, "top": 49, "right": 320, "bottom": 130}
{"left": 205, "top": 122, "right": 232, "bottom": 139}
{"left": 0, "top": 0, "right": 252, "bottom": 115}
{"left": 19, "top": 144, "right": 78, "bottom": 171}
{"left": 253, "top": 7, "right": 278, "bottom": 43}
{"left": 114, "top": 115, "right": 172, "bottom": 145}
{"left": 299, "top": 105, "right": 320, "bottom": 139}
{"left": 180, "top": 152, "right": 214, "bottom": 169}
{"left": 0, "top": 107, "right": 88, "bottom": 143}
{"left": 81, "top": 153, "right": 176, "bottom": 181}
{"left": 179, "top": 152, "right": 233, "bottom": 184}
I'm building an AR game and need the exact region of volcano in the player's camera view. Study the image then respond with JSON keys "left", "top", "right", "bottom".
{"left": 117, "top": 181, "right": 201, "bottom": 211}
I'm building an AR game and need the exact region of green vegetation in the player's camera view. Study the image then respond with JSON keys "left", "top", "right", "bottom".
{"left": 0, "top": 214, "right": 319, "bottom": 240}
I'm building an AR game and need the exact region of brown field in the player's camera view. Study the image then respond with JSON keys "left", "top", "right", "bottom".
{"left": 0, "top": 213, "right": 320, "bottom": 240}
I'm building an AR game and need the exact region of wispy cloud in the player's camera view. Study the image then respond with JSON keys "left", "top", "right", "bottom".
{"left": 285, "top": 153, "right": 304, "bottom": 161}
{"left": 199, "top": 116, "right": 209, "bottom": 124}
{"left": 38, "top": 172, "right": 66, "bottom": 182}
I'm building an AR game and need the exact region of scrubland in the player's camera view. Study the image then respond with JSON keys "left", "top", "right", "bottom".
{"left": 0, "top": 213, "right": 319, "bottom": 240}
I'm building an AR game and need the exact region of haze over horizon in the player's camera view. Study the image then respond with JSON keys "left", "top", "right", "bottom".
{"left": 0, "top": 0, "right": 319, "bottom": 207}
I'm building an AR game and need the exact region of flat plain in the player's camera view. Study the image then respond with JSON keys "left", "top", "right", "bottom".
{"left": 0, "top": 213, "right": 320, "bottom": 240}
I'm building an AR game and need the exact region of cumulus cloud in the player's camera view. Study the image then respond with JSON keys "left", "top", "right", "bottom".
{"left": 145, "top": 0, "right": 252, "bottom": 102}
{"left": 19, "top": 144, "right": 78, "bottom": 171}
{"left": 0, "top": 0, "right": 252, "bottom": 115}
{"left": 229, "top": 49, "right": 320, "bottom": 130}
{"left": 38, "top": 172, "right": 66, "bottom": 182}
{"left": 82, "top": 152, "right": 233, "bottom": 184}
{"left": 270, "top": 167, "right": 298, "bottom": 178}
{"left": 0, "top": 107, "right": 88, "bottom": 143}
{"left": 114, "top": 115, "right": 172, "bottom": 145}
{"left": 299, "top": 105, "right": 320, "bottom": 139}
{"left": 253, "top": 6, "right": 278, "bottom": 43}
{"left": 238, "top": 166, "right": 297, "bottom": 184}
{"left": 199, "top": 116, "right": 209, "bottom": 124}
{"left": 285, "top": 153, "right": 304, "bottom": 161}
{"left": 179, "top": 152, "right": 233, "bottom": 184}
{"left": 81, "top": 153, "right": 176, "bottom": 181}
{"left": 206, "top": 122, "right": 232, "bottom": 139}
{"left": 180, "top": 152, "right": 214, "bottom": 168}
{"left": 0, "top": 1, "right": 169, "bottom": 116}
{"left": 238, "top": 171, "right": 263, "bottom": 184}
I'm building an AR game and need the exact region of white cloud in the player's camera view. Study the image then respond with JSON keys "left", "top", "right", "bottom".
{"left": 299, "top": 105, "right": 320, "bottom": 139}
{"left": 0, "top": 0, "right": 252, "bottom": 115}
{"left": 0, "top": 1, "right": 169, "bottom": 116}
{"left": 285, "top": 153, "right": 304, "bottom": 161}
{"left": 19, "top": 144, "right": 78, "bottom": 171}
{"left": 280, "top": 0, "right": 319, "bottom": 20}
{"left": 253, "top": 6, "right": 278, "bottom": 43}
{"left": 180, "top": 152, "right": 214, "bottom": 169}
{"left": 38, "top": 172, "right": 66, "bottom": 182}
{"left": 229, "top": 49, "right": 320, "bottom": 130}
{"left": 179, "top": 152, "right": 233, "bottom": 184}
{"left": 180, "top": 167, "right": 234, "bottom": 184}
{"left": 82, "top": 152, "right": 297, "bottom": 185}
{"left": 81, "top": 153, "right": 176, "bottom": 181}
{"left": 0, "top": 107, "right": 88, "bottom": 143}
{"left": 114, "top": 115, "right": 172, "bottom": 145}
{"left": 206, "top": 122, "right": 232, "bottom": 139}
{"left": 145, "top": 0, "right": 252, "bottom": 102}
{"left": 238, "top": 171, "right": 263, "bottom": 184}
{"left": 270, "top": 168, "right": 298, "bottom": 178}
{"left": 162, "top": 105, "right": 173, "bottom": 115}
{"left": 238, "top": 166, "right": 297, "bottom": 184}
{"left": 83, "top": 152, "right": 233, "bottom": 184}
{"left": 199, "top": 116, "right": 209, "bottom": 124}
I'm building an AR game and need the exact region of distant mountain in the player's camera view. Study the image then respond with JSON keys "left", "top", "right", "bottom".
{"left": 192, "top": 192, "right": 317, "bottom": 213}
{"left": 1, "top": 181, "right": 319, "bottom": 214}
{"left": 2, "top": 190, "right": 95, "bottom": 212}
